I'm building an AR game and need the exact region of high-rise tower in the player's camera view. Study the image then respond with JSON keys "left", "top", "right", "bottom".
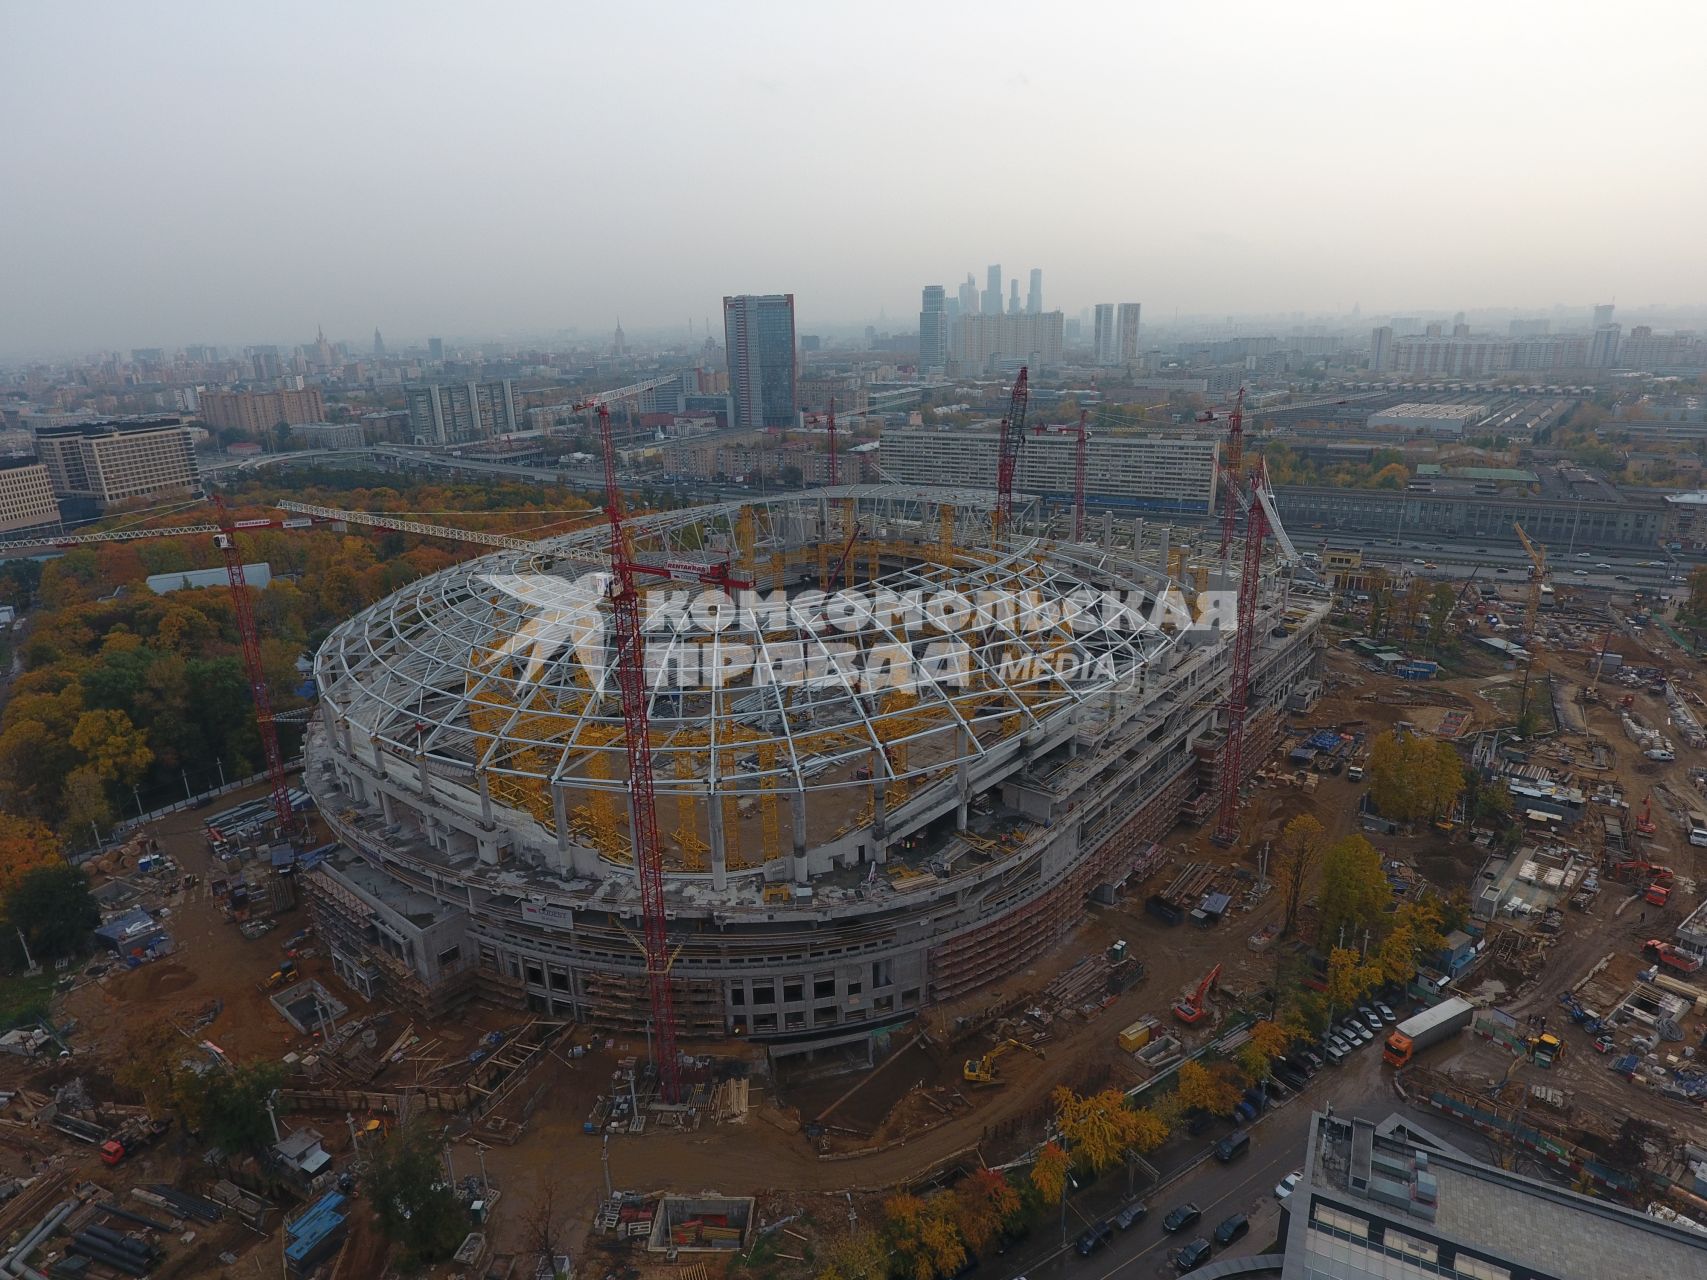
{"left": 723, "top": 294, "right": 798, "bottom": 429}
{"left": 1027, "top": 269, "right": 1042, "bottom": 315}
{"left": 1117, "top": 303, "right": 1142, "bottom": 363}
{"left": 982, "top": 265, "right": 1002, "bottom": 319}
{"left": 918, "top": 286, "right": 948, "bottom": 375}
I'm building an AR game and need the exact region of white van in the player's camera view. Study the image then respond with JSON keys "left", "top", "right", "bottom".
{"left": 1689, "top": 812, "right": 1707, "bottom": 847}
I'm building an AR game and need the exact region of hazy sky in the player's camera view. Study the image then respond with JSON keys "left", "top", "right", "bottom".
{"left": 4, "top": 1, "right": 1705, "bottom": 355}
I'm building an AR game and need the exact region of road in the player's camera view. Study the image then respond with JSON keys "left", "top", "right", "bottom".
{"left": 987, "top": 1037, "right": 1493, "bottom": 1279}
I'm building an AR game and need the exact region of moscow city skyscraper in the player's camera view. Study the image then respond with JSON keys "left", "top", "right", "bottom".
{"left": 918, "top": 285, "right": 948, "bottom": 375}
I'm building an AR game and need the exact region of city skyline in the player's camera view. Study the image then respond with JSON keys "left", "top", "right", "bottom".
{"left": 4, "top": 2, "right": 1705, "bottom": 355}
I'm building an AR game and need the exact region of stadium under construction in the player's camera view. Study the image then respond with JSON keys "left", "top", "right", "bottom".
{"left": 302, "top": 484, "right": 1326, "bottom": 1067}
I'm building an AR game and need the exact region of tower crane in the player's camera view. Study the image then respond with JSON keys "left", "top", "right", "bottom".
{"left": 992, "top": 367, "right": 1030, "bottom": 536}
{"left": 1034, "top": 408, "right": 1090, "bottom": 542}
{"left": 1213, "top": 462, "right": 1274, "bottom": 847}
{"left": 1513, "top": 522, "right": 1547, "bottom": 637}
{"left": 595, "top": 400, "right": 683, "bottom": 1103}
{"left": 803, "top": 398, "right": 840, "bottom": 487}
{"left": 1197, "top": 388, "right": 1246, "bottom": 559}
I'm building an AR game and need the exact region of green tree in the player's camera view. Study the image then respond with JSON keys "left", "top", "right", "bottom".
{"left": 5, "top": 863, "right": 97, "bottom": 962}
{"left": 178, "top": 1061, "right": 284, "bottom": 1155}
{"left": 817, "top": 1226, "right": 890, "bottom": 1280}
{"left": 1274, "top": 813, "right": 1325, "bottom": 936}
{"left": 366, "top": 1121, "right": 469, "bottom": 1265}
{"left": 1317, "top": 835, "right": 1391, "bottom": 947}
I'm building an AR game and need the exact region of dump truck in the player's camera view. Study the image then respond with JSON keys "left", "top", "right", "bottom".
{"left": 1382, "top": 997, "right": 1474, "bottom": 1067}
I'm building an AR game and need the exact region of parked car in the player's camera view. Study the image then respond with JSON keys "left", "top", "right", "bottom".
{"left": 1075, "top": 1221, "right": 1114, "bottom": 1257}
{"left": 1293, "top": 1048, "right": 1325, "bottom": 1074}
{"left": 1174, "top": 1239, "right": 1212, "bottom": 1273}
{"left": 1114, "top": 1201, "right": 1148, "bottom": 1231}
{"left": 1214, "top": 1129, "right": 1251, "bottom": 1163}
{"left": 1275, "top": 1170, "right": 1304, "bottom": 1201}
{"left": 1357, "top": 1006, "right": 1384, "bottom": 1032}
{"left": 1214, "top": 1213, "right": 1250, "bottom": 1245}
{"left": 1324, "top": 1041, "right": 1347, "bottom": 1066}
{"left": 1163, "top": 1203, "right": 1202, "bottom": 1233}
{"left": 1273, "top": 1064, "right": 1307, "bottom": 1091}
{"left": 1374, "top": 1001, "right": 1397, "bottom": 1024}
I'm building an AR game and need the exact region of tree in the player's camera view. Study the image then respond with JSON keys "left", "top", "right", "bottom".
{"left": 115, "top": 1022, "right": 190, "bottom": 1115}
{"left": 817, "top": 1226, "right": 889, "bottom": 1280}
{"left": 178, "top": 1061, "right": 284, "bottom": 1155}
{"left": 5, "top": 863, "right": 97, "bottom": 963}
{"left": 1420, "top": 742, "right": 1466, "bottom": 821}
{"left": 1325, "top": 946, "right": 1383, "bottom": 1009}
{"left": 1236, "top": 1019, "right": 1294, "bottom": 1083}
{"left": 70, "top": 708, "right": 153, "bottom": 785}
{"left": 366, "top": 1121, "right": 469, "bottom": 1265}
{"left": 1372, "top": 462, "right": 1410, "bottom": 490}
{"left": 1425, "top": 584, "right": 1457, "bottom": 651}
{"left": 1274, "top": 813, "right": 1325, "bottom": 936}
{"left": 0, "top": 814, "right": 62, "bottom": 899}
{"left": 1030, "top": 1141, "right": 1070, "bottom": 1206}
{"left": 1317, "top": 835, "right": 1392, "bottom": 947}
{"left": 1053, "top": 1086, "right": 1149, "bottom": 1170}
{"left": 951, "top": 1170, "right": 1019, "bottom": 1257}
{"left": 1174, "top": 1060, "right": 1240, "bottom": 1117}
{"left": 883, "top": 1193, "right": 965, "bottom": 1280}
{"left": 1367, "top": 732, "right": 1463, "bottom": 824}
{"left": 523, "top": 1180, "right": 570, "bottom": 1278}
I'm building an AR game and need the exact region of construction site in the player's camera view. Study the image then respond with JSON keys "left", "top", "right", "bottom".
{"left": 9, "top": 375, "right": 1707, "bottom": 1277}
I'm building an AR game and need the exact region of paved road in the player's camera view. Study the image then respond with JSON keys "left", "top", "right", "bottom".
{"left": 987, "top": 1037, "right": 1494, "bottom": 1279}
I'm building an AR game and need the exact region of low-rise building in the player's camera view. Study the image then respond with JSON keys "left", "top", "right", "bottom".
{"left": 880, "top": 424, "right": 1218, "bottom": 513}
{"left": 1367, "top": 403, "right": 1489, "bottom": 435}
{"left": 0, "top": 461, "right": 60, "bottom": 539}
{"left": 34, "top": 417, "right": 200, "bottom": 513}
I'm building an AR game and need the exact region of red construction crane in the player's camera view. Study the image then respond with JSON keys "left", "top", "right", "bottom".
{"left": 993, "top": 367, "right": 1030, "bottom": 536}
{"left": 1033, "top": 409, "right": 1090, "bottom": 542}
{"left": 595, "top": 403, "right": 683, "bottom": 1103}
{"left": 1173, "top": 962, "right": 1223, "bottom": 1024}
{"left": 1635, "top": 792, "right": 1656, "bottom": 837}
{"left": 1218, "top": 388, "right": 1246, "bottom": 559}
{"left": 801, "top": 399, "right": 842, "bottom": 487}
{"left": 212, "top": 497, "right": 296, "bottom": 833}
{"left": 1213, "top": 462, "right": 1271, "bottom": 846}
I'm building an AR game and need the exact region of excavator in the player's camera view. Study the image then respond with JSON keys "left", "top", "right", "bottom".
{"left": 1173, "top": 963, "right": 1223, "bottom": 1025}
{"left": 963, "top": 1038, "right": 1045, "bottom": 1086}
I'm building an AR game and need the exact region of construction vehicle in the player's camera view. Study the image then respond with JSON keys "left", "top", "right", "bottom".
{"left": 1382, "top": 997, "right": 1474, "bottom": 1067}
{"left": 963, "top": 1038, "right": 1045, "bottom": 1085}
{"left": 1645, "top": 881, "right": 1672, "bottom": 907}
{"left": 1609, "top": 858, "right": 1673, "bottom": 887}
{"left": 1172, "top": 963, "right": 1222, "bottom": 1024}
{"left": 99, "top": 1118, "right": 171, "bottom": 1166}
{"left": 1528, "top": 1032, "right": 1563, "bottom": 1069}
{"left": 1634, "top": 793, "right": 1656, "bottom": 837}
{"left": 1643, "top": 940, "right": 1703, "bottom": 974}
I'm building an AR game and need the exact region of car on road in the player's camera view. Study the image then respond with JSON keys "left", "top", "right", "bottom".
{"left": 1374, "top": 1001, "right": 1397, "bottom": 1024}
{"left": 1114, "top": 1201, "right": 1148, "bottom": 1231}
{"left": 1616, "top": 574, "right": 1631, "bottom": 582}
{"left": 1596, "top": 563, "right": 1612, "bottom": 570}
{"left": 1576, "top": 552, "right": 1591, "bottom": 559}
{"left": 1412, "top": 558, "right": 1426, "bottom": 565}
{"left": 1174, "top": 1239, "right": 1213, "bottom": 1272}
{"left": 1496, "top": 566, "right": 1509, "bottom": 574}
{"left": 1163, "top": 1203, "right": 1202, "bottom": 1233}
{"left": 1424, "top": 562, "right": 1438, "bottom": 569}
{"left": 1075, "top": 1221, "right": 1113, "bottom": 1256}
{"left": 1214, "top": 1213, "right": 1250, "bottom": 1245}
{"left": 1275, "top": 1170, "right": 1304, "bottom": 1201}
{"left": 1573, "top": 568, "right": 1588, "bottom": 575}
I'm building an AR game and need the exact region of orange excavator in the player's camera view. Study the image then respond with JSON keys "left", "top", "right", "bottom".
{"left": 1173, "top": 963, "right": 1223, "bottom": 1025}
{"left": 1634, "top": 792, "right": 1656, "bottom": 837}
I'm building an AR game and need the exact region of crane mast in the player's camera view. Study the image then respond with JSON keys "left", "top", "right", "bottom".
{"left": 1214, "top": 463, "right": 1269, "bottom": 846}
{"left": 993, "top": 367, "right": 1030, "bottom": 536}
{"left": 1218, "top": 388, "right": 1246, "bottom": 559}
{"left": 1072, "top": 409, "right": 1089, "bottom": 543}
{"left": 827, "top": 397, "right": 839, "bottom": 488}
{"left": 596, "top": 404, "right": 682, "bottom": 1103}
{"left": 212, "top": 497, "right": 296, "bottom": 832}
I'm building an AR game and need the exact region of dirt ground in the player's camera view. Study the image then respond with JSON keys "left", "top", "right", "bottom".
{"left": 43, "top": 597, "right": 1707, "bottom": 1269}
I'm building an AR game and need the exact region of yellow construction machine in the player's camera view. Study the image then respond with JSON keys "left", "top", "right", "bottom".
{"left": 962, "top": 1038, "right": 1045, "bottom": 1086}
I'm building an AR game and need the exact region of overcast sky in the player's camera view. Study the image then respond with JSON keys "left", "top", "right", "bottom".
{"left": 3, "top": 1, "right": 1704, "bottom": 356}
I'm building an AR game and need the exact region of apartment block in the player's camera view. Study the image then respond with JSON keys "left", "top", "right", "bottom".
{"left": 881, "top": 424, "right": 1217, "bottom": 512}
{"left": 954, "top": 310, "right": 1065, "bottom": 371}
{"left": 404, "top": 380, "right": 519, "bottom": 445}
{"left": 199, "top": 388, "right": 327, "bottom": 432}
{"left": 0, "top": 463, "right": 61, "bottom": 539}
{"left": 34, "top": 418, "right": 201, "bottom": 511}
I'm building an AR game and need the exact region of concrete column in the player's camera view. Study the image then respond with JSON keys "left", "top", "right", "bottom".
{"left": 1153, "top": 525, "right": 1168, "bottom": 578}
{"left": 1101, "top": 509, "right": 1114, "bottom": 549}
{"left": 379, "top": 789, "right": 397, "bottom": 824}
{"left": 790, "top": 788, "right": 810, "bottom": 884}
{"left": 370, "top": 736, "right": 387, "bottom": 781}
{"left": 415, "top": 750, "right": 431, "bottom": 798}
{"left": 477, "top": 770, "right": 494, "bottom": 827}
{"left": 551, "top": 781, "right": 571, "bottom": 855}
{"left": 707, "top": 785, "right": 729, "bottom": 893}
{"left": 477, "top": 831, "right": 500, "bottom": 864}
{"left": 955, "top": 726, "right": 971, "bottom": 831}
{"left": 871, "top": 781, "right": 888, "bottom": 865}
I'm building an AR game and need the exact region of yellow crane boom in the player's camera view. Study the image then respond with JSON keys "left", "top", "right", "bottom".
{"left": 1513, "top": 521, "right": 1546, "bottom": 637}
